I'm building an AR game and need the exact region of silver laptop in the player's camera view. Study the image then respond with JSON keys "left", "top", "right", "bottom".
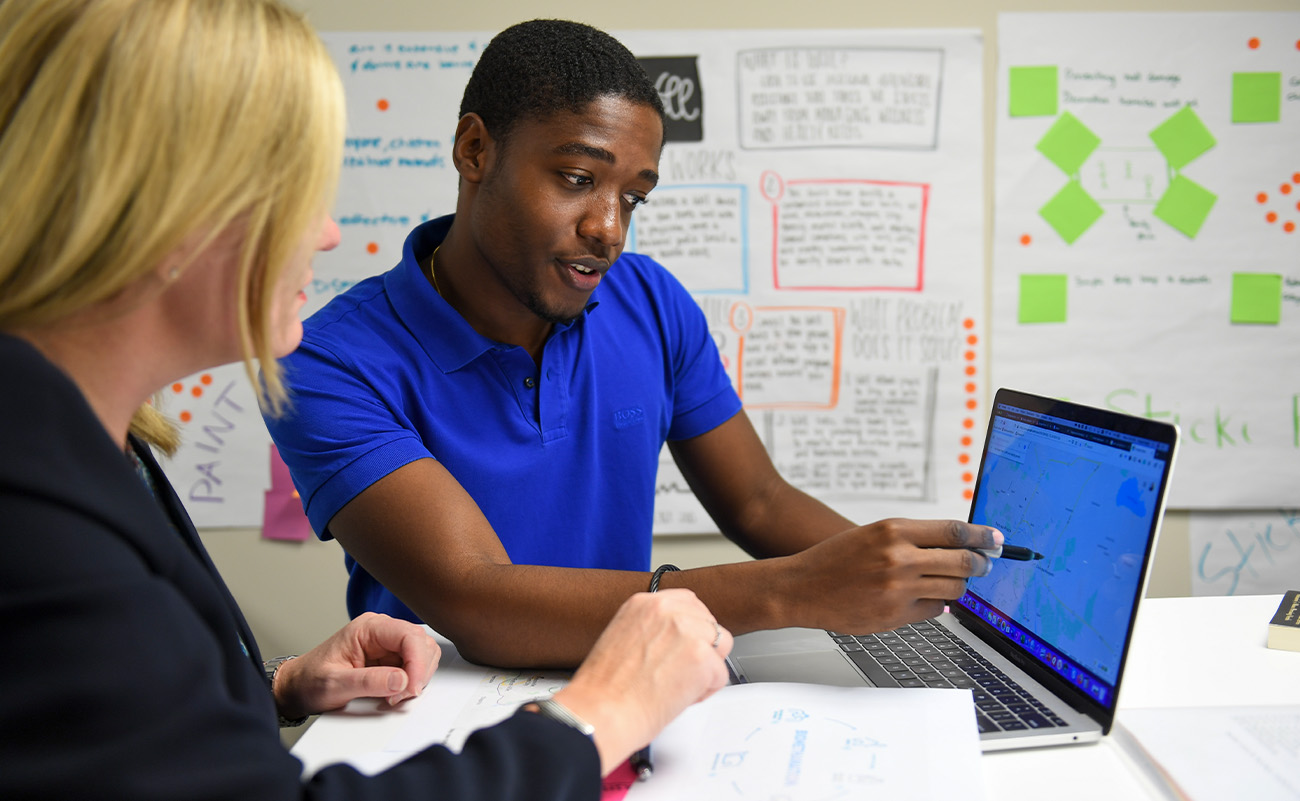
{"left": 729, "top": 388, "right": 1179, "bottom": 750}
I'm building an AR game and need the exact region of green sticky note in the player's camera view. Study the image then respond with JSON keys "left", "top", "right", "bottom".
{"left": 1039, "top": 180, "right": 1104, "bottom": 244}
{"left": 1009, "top": 66, "right": 1058, "bottom": 117}
{"left": 1232, "top": 72, "right": 1282, "bottom": 123}
{"left": 1231, "top": 272, "right": 1282, "bottom": 324}
{"left": 1149, "top": 107, "right": 1216, "bottom": 170}
{"left": 1153, "top": 175, "right": 1217, "bottom": 239}
{"left": 1019, "top": 274, "right": 1069, "bottom": 324}
{"left": 1036, "top": 111, "right": 1101, "bottom": 175}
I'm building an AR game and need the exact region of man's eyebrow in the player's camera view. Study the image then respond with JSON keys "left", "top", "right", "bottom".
{"left": 555, "top": 141, "right": 614, "bottom": 164}
{"left": 554, "top": 141, "right": 659, "bottom": 187}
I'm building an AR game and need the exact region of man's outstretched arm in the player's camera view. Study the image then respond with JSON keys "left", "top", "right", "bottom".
{"left": 326, "top": 422, "right": 1000, "bottom": 669}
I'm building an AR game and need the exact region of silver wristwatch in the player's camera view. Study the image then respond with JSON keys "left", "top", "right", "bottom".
{"left": 264, "top": 655, "right": 308, "bottom": 728}
{"left": 530, "top": 697, "right": 596, "bottom": 738}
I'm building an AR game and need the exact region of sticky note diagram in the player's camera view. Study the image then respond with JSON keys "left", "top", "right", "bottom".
{"left": 1011, "top": 65, "right": 1223, "bottom": 243}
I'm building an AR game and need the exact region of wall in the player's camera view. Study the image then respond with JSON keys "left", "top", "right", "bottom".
{"left": 201, "top": 0, "right": 1291, "bottom": 666}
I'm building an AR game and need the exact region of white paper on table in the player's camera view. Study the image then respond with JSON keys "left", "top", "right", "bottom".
{"left": 434, "top": 668, "right": 572, "bottom": 752}
{"left": 294, "top": 641, "right": 540, "bottom": 778}
{"left": 628, "top": 682, "right": 984, "bottom": 801}
{"left": 1115, "top": 706, "right": 1300, "bottom": 801}
{"left": 379, "top": 643, "right": 573, "bottom": 756}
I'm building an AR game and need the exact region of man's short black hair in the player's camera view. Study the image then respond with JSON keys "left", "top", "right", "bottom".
{"left": 459, "top": 19, "right": 666, "bottom": 145}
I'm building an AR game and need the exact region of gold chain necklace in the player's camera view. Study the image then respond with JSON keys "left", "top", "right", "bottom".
{"left": 428, "top": 246, "right": 442, "bottom": 295}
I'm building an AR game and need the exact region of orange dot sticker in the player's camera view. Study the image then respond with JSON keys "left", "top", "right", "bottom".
{"left": 1255, "top": 175, "right": 1299, "bottom": 235}
{"left": 965, "top": 365, "right": 976, "bottom": 376}
{"left": 961, "top": 436, "right": 973, "bottom": 447}
{"left": 966, "top": 398, "right": 978, "bottom": 410}
{"left": 377, "top": 98, "right": 390, "bottom": 111}
{"left": 962, "top": 472, "right": 973, "bottom": 483}
{"left": 962, "top": 318, "right": 975, "bottom": 330}
{"left": 171, "top": 382, "right": 184, "bottom": 393}
{"left": 1248, "top": 37, "right": 1260, "bottom": 49}
{"left": 200, "top": 374, "right": 213, "bottom": 385}
{"left": 963, "top": 350, "right": 976, "bottom": 361}
{"left": 179, "top": 411, "right": 193, "bottom": 423}
{"left": 367, "top": 242, "right": 380, "bottom": 255}
{"left": 958, "top": 453, "right": 970, "bottom": 464}
{"left": 966, "top": 334, "right": 978, "bottom": 346}
{"left": 964, "top": 382, "right": 976, "bottom": 393}
{"left": 962, "top": 418, "right": 975, "bottom": 429}
{"left": 191, "top": 386, "right": 203, "bottom": 398}
{"left": 963, "top": 488, "right": 974, "bottom": 501}
{"left": 1019, "top": 234, "right": 1032, "bottom": 246}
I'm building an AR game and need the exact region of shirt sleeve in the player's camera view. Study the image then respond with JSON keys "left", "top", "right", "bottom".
{"left": 266, "top": 336, "right": 433, "bottom": 538}
{"left": 651, "top": 262, "right": 744, "bottom": 442}
{"left": 306, "top": 713, "right": 600, "bottom": 801}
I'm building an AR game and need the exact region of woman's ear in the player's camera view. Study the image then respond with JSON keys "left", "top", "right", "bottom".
{"left": 451, "top": 113, "right": 492, "bottom": 184}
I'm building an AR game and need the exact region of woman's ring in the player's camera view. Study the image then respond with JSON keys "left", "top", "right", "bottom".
{"left": 711, "top": 621, "right": 722, "bottom": 649}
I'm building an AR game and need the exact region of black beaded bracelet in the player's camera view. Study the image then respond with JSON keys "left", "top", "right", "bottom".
{"left": 648, "top": 563, "right": 680, "bottom": 593}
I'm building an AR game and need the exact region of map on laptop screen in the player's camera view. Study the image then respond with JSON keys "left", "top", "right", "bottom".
{"left": 965, "top": 403, "right": 1171, "bottom": 690}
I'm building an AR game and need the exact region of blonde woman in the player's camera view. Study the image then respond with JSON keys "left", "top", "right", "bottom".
{"left": 0, "top": 1, "right": 731, "bottom": 798}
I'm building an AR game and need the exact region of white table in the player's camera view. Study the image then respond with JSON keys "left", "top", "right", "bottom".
{"left": 983, "top": 593, "right": 1298, "bottom": 800}
{"left": 292, "top": 594, "right": 1298, "bottom": 798}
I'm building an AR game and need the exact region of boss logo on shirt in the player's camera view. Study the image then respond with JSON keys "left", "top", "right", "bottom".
{"left": 614, "top": 407, "right": 645, "bottom": 429}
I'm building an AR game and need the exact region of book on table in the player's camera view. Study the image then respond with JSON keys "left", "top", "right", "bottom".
{"left": 1267, "top": 589, "right": 1300, "bottom": 653}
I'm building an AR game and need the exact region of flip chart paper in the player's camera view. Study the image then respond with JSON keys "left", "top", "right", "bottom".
{"left": 994, "top": 12, "right": 1300, "bottom": 508}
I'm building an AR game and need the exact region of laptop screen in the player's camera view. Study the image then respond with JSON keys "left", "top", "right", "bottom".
{"left": 957, "top": 389, "right": 1178, "bottom": 716}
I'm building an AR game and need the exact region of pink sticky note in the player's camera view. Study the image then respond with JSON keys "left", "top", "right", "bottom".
{"left": 262, "top": 445, "right": 312, "bottom": 541}
{"left": 600, "top": 760, "right": 637, "bottom": 801}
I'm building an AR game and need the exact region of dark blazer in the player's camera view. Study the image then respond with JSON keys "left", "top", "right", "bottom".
{"left": 0, "top": 334, "right": 598, "bottom": 800}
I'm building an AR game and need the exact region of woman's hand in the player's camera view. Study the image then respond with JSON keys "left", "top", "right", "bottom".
{"left": 547, "top": 589, "right": 733, "bottom": 775}
{"left": 272, "top": 612, "right": 441, "bottom": 720}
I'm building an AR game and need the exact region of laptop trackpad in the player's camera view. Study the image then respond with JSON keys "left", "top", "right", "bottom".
{"left": 736, "top": 651, "right": 867, "bottom": 688}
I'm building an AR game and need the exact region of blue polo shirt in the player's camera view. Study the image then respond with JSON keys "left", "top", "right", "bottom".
{"left": 265, "top": 215, "right": 742, "bottom": 623}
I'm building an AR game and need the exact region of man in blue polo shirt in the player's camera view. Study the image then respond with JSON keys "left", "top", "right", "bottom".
{"left": 265, "top": 19, "right": 1001, "bottom": 669}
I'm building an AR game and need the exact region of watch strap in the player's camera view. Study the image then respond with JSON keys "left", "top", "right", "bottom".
{"left": 529, "top": 696, "right": 596, "bottom": 738}
{"left": 264, "top": 655, "right": 309, "bottom": 728}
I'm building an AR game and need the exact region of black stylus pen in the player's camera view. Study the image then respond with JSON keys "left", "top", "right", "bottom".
{"left": 630, "top": 745, "right": 653, "bottom": 781}
{"left": 1001, "top": 544, "right": 1044, "bottom": 561}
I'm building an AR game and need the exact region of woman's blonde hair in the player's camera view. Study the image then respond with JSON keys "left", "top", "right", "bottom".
{"left": 0, "top": 0, "right": 344, "bottom": 452}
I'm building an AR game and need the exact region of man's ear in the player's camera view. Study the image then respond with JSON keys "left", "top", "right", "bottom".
{"left": 451, "top": 113, "right": 493, "bottom": 184}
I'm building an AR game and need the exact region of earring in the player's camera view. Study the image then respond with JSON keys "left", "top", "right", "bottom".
{"left": 168, "top": 266, "right": 181, "bottom": 281}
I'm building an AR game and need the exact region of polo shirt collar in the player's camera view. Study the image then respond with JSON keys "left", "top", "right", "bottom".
{"left": 384, "top": 215, "right": 598, "bottom": 374}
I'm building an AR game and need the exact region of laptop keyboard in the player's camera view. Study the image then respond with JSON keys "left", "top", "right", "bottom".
{"left": 828, "top": 618, "right": 1069, "bottom": 733}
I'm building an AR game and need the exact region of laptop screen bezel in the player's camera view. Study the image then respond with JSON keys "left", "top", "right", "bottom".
{"left": 954, "top": 387, "right": 1179, "bottom": 734}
